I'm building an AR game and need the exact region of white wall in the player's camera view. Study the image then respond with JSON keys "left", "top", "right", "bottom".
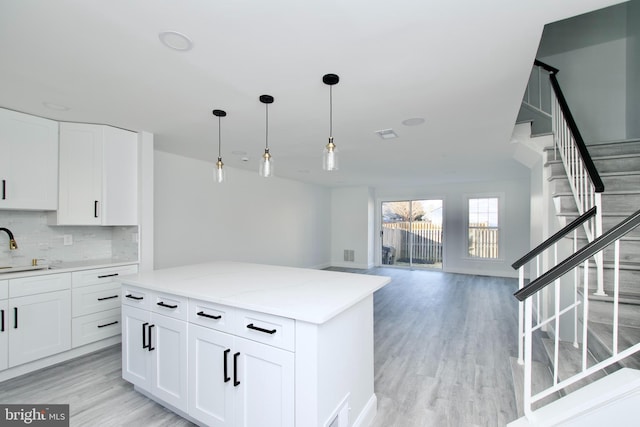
{"left": 330, "top": 186, "right": 374, "bottom": 269}
{"left": 154, "top": 150, "right": 331, "bottom": 270}
{"left": 628, "top": 0, "right": 640, "bottom": 138}
{"left": 376, "top": 176, "right": 530, "bottom": 278}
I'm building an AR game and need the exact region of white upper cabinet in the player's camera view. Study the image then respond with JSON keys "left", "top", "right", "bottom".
{"left": 51, "top": 122, "right": 138, "bottom": 225}
{"left": 0, "top": 108, "right": 59, "bottom": 210}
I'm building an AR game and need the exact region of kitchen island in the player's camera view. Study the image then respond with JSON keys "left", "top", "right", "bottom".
{"left": 120, "top": 261, "right": 390, "bottom": 427}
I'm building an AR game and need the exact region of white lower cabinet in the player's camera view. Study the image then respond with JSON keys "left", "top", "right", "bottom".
{"left": 0, "top": 298, "right": 8, "bottom": 371}
{"left": 8, "top": 290, "right": 71, "bottom": 366}
{"left": 122, "top": 304, "right": 189, "bottom": 413}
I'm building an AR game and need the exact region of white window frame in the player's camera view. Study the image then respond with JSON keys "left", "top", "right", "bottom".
{"left": 465, "top": 194, "right": 504, "bottom": 261}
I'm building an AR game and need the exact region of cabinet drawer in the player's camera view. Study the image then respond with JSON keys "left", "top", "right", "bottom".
{"left": 151, "top": 291, "right": 188, "bottom": 321}
{"left": 72, "top": 282, "right": 121, "bottom": 317}
{"left": 122, "top": 285, "right": 150, "bottom": 309}
{"left": 189, "top": 299, "right": 234, "bottom": 333}
{"left": 234, "top": 308, "right": 295, "bottom": 352}
{"left": 9, "top": 273, "right": 71, "bottom": 298}
{"left": 72, "top": 264, "right": 138, "bottom": 288}
{"left": 0, "top": 280, "right": 7, "bottom": 300}
{"left": 72, "top": 307, "right": 121, "bottom": 347}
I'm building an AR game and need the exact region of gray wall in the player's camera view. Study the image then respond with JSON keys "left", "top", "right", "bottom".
{"left": 154, "top": 150, "right": 331, "bottom": 270}
{"left": 538, "top": 2, "right": 629, "bottom": 143}
{"left": 628, "top": 0, "right": 640, "bottom": 138}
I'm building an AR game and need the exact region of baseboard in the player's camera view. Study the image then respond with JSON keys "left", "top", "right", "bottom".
{"left": 330, "top": 261, "right": 371, "bottom": 270}
{"left": 353, "top": 394, "right": 377, "bottom": 427}
{"left": 0, "top": 335, "right": 121, "bottom": 383}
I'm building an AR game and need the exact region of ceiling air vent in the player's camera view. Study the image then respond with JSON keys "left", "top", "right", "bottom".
{"left": 374, "top": 129, "right": 398, "bottom": 139}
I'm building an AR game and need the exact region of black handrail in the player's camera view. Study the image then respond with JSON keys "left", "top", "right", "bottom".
{"left": 514, "top": 208, "right": 640, "bottom": 301}
{"left": 512, "top": 206, "right": 597, "bottom": 270}
{"left": 533, "top": 59, "right": 605, "bottom": 193}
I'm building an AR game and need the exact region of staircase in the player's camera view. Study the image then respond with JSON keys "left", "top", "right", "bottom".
{"left": 509, "top": 60, "right": 640, "bottom": 425}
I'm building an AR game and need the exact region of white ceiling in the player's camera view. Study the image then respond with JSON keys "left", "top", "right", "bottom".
{"left": 0, "top": 0, "right": 626, "bottom": 188}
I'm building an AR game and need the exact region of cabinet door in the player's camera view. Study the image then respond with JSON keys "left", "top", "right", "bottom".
{"left": 0, "top": 108, "right": 58, "bottom": 210}
{"left": 188, "top": 324, "right": 235, "bottom": 427}
{"left": 8, "top": 290, "right": 71, "bottom": 367}
{"left": 151, "top": 312, "right": 188, "bottom": 412}
{"left": 121, "top": 305, "right": 151, "bottom": 390}
{"left": 234, "top": 337, "right": 295, "bottom": 427}
{"left": 0, "top": 300, "right": 8, "bottom": 370}
{"left": 56, "top": 122, "right": 103, "bottom": 225}
{"left": 102, "top": 126, "right": 138, "bottom": 225}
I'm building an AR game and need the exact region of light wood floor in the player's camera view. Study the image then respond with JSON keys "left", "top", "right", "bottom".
{"left": 0, "top": 267, "right": 519, "bottom": 426}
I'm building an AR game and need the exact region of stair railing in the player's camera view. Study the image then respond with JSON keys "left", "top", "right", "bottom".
{"left": 514, "top": 208, "right": 640, "bottom": 420}
{"left": 511, "top": 207, "right": 597, "bottom": 366}
{"left": 533, "top": 60, "right": 606, "bottom": 296}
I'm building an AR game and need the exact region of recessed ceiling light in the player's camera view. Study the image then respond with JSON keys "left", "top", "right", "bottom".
{"left": 158, "top": 31, "right": 193, "bottom": 51}
{"left": 402, "top": 117, "right": 425, "bottom": 126}
{"left": 43, "top": 102, "right": 70, "bottom": 111}
{"left": 241, "top": 156, "right": 249, "bottom": 162}
{"left": 375, "top": 129, "right": 398, "bottom": 139}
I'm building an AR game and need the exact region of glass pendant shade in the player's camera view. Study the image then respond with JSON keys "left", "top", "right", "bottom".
{"left": 260, "top": 148, "right": 273, "bottom": 177}
{"left": 212, "top": 109, "right": 227, "bottom": 183}
{"left": 214, "top": 157, "right": 226, "bottom": 183}
{"left": 322, "top": 137, "right": 339, "bottom": 171}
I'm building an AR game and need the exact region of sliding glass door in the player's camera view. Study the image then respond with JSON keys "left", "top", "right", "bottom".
{"left": 381, "top": 200, "right": 443, "bottom": 269}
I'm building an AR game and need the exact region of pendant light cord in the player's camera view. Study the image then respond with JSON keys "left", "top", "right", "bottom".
{"left": 217, "top": 116, "right": 222, "bottom": 158}
{"left": 265, "top": 103, "right": 269, "bottom": 150}
{"left": 329, "top": 85, "right": 333, "bottom": 137}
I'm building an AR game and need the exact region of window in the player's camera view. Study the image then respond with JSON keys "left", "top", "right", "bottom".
{"left": 468, "top": 197, "right": 499, "bottom": 259}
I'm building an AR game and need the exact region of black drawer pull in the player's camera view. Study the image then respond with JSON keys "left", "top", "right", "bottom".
{"left": 197, "top": 311, "right": 222, "bottom": 320}
{"left": 246, "top": 323, "right": 276, "bottom": 335}
{"left": 148, "top": 324, "right": 155, "bottom": 351}
{"left": 97, "top": 320, "right": 118, "bottom": 328}
{"left": 2, "top": 179, "right": 5, "bottom": 200}
{"left": 97, "top": 273, "right": 119, "bottom": 279}
{"left": 223, "top": 349, "right": 231, "bottom": 383}
{"left": 125, "top": 294, "right": 143, "bottom": 300}
{"left": 142, "top": 322, "right": 149, "bottom": 349}
{"left": 13, "top": 307, "right": 17, "bottom": 329}
{"left": 1, "top": 309, "right": 4, "bottom": 332}
{"left": 97, "top": 295, "right": 119, "bottom": 301}
{"left": 94, "top": 200, "right": 99, "bottom": 218}
{"left": 157, "top": 301, "right": 178, "bottom": 309}
{"left": 233, "top": 352, "right": 240, "bottom": 386}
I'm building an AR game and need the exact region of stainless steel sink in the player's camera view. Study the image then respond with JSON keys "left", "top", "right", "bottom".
{"left": 0, "top": 265, "right": 51, "bottom": 274}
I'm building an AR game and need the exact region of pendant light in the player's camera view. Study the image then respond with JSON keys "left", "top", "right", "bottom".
{"left": 322, "top": 73, "right": 340, "bottom": 171}
{"left": 212, "top": 109, "right": 227, "bottom": 183}
{"left": 259, "top": 94, "right": 274, "bottom": 178}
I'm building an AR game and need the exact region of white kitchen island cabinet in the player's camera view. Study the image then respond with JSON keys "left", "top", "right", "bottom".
{"left": 120, "top": 262, "right": 390, "bottom": 427}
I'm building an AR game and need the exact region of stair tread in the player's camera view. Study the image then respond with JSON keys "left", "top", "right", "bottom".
{"left": 541, "top": 339, "right": 605, "bottom": 394}
{"left": 587, "top": 322, "right": 640, "bottom": 369}
{"left": 509, "top": 357, "right": 559, "bottom": 416}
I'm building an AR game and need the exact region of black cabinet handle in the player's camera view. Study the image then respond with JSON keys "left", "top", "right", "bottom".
{"left": 13, "top": 307, "right": 17, "bottom": 329}
{"left": 246, "top": 323, "right": 277, "bottom": 335}
{"left": 233, "top": 352, "right": 240, "bottom": 386}
{"left": 94, "top": 200, "right": 99, "bottom": 218}
{"left": 148, "top": 324, "right": 155, "bottom": 351}
{"left": 1, "top": 179, "right": 5, "bottom": 200}
{"left": 97, "top": 295, "right": 119, "bottom": 301}
{"left": 157, "top": 301, "right": 178, "bottom": 309}
{"left": 98, "top": 273, "right": 119, "bottom": 279}
{"left": 125, "top": 294, "right": 143, "bottom": 300}
{"left": 97, "top": 320, "right": 118, "bottom": 328}
{"left": 197, "top": 311, "right": 221, "bottom": 320}
{"left": 223, "top": 349, "right": 231, "bottom": 383}
{"left": 142, "top": 322, "right": 149, "bottom": 349}
{"left": 1, "top": 309, "right": 4, "bottom": 332}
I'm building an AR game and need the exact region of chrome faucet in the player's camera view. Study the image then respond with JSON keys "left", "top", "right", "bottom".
{"left": 0, "top": 228, "right": 18, "bottom": 250}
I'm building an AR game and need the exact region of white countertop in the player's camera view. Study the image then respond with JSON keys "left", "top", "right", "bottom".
{"left": 120, "top": 261, "right": 390, "bottom": 324}
{"left": 0, "top": 259, "right": 139, "bottom": 280}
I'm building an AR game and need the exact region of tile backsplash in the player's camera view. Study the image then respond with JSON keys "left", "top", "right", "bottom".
{"left": 0, "top": 210, "right": 138, "bottom": 267}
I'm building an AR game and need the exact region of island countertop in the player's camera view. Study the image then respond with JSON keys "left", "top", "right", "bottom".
{"left": 120, "top": 261, "right": 390, "bottom": 324}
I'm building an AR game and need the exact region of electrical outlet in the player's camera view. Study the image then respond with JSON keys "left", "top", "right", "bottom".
{"left": 63, "top": 234, "right": 73, "bottom": 245}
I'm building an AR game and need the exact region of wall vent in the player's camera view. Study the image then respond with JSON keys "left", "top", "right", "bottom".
{"left": 343, "top": 249, "right": 355, "bottom": 262}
